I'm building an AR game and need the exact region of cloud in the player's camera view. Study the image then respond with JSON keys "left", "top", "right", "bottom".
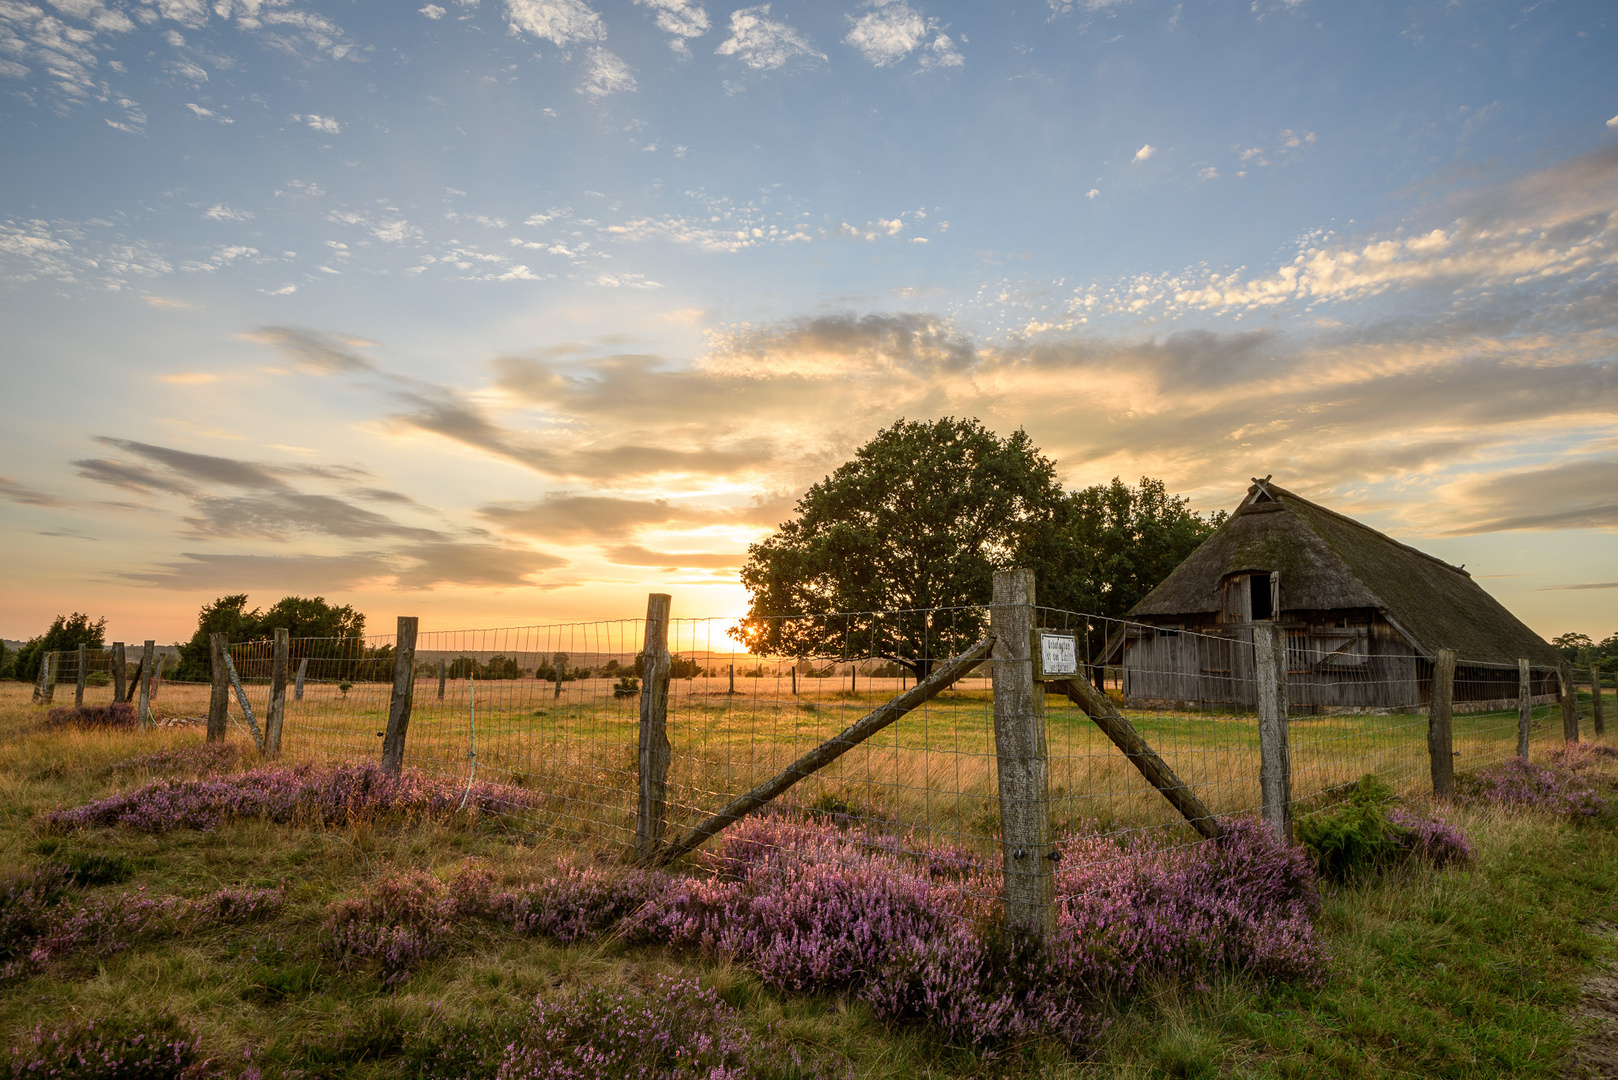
{"left": 0, "top": 476, "right": 70, "bottom": 507}
{"left": 480, "top": 494, "right": 702, "bottom": 540}
{"left": 72, "top": 457, "right": 195, "bottom": 496}
{"left": 716, "top": 5, "right": 824, "bottom": 70}
{"left": 420, "top": 3, "right": 446, "bottom": 16}
{"left": 1608, "top": 115, "right": 1617, "bottom": 129}
{"left": 181, "top": 493, "right": 446, "bottom": 541}
{"left": 92, "top": 438, "right": 290, "bottom": 489}
{"left": 203, "top": 204, "right": 252, "bottom": 221}
{"left": 1133, "top": 144, "right": 1156, "bottom": 162}
{"left": 296, "top": 113, "right": 341, "bottom": 134}
{"left": 503, "top": 0, "right": 605, "bottom": 46}
{"left": 580, "top": 46, "right": 635, "bottom": 98}
{"left": 119, "top": 551, "right": 397, "bottom": 592}
{"left": 392, "top": 541, "right": 567, "bottom": 588}
{"left": 1545, "top": 581, "right": 1618, "bottom": 590}
{"left": 844, "top": 1, "right": 925, "bottom": 66}
{"left": 242, "top": 326, "right": 378, "bottom": 375}
{"left": 603, "top": 544, "right": 745, "bottom": 570}
{"left": 635, "top": 0, "right": 708, "bottom": 51}
{"left": 1435, "top": 457, "right": 1618, "bottom": 534}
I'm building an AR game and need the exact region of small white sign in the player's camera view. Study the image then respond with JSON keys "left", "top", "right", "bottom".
{"left": 1039, "top": 632, "right": 1078, "bottom": 677}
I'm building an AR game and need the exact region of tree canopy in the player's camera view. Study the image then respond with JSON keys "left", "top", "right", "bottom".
{"left": 173, "top": 595, "right": 366, "bottom": 680}
{"left": 731, "top": 417, "right": 1222, "bottom": 675}
{"left": 10, "top": 613, "right": 107, "bottom": 684}
{"left": 1552, "top": 632, "right": 1618, "bottom": 669}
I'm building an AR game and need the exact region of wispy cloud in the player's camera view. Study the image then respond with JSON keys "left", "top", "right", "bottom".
{"left": 503, "top": 0, "right": 605, "bottom": 47}
{"left": 716, "top": 5, "right": 824, "bottom": 71}
{"left": 635, "top": 0, "right": 708, "bottom": 53}
{"left": 579, "top": 46, "right": 635, "bottom": 98}
{"left": 845, "top": 1, "right": 960, "bottom": 69}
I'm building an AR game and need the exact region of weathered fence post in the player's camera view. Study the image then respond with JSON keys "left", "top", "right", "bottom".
{"left": 149, "top": 653, "right": 165, "bottom": 701}
{"left": 380, "top": 617, "right": 419, "bottom": 776}
{"left": 554, "top": 655, "right": 566, "bottom": 700}
{"left": 31, "top": 651, "right": 46, "bottom": 704}
{"left": 294, "top": 657, "right": 308, "bottom": 702}
{"left": 137, "top": 640, "right": 155, "bottom": 729}
{"left": 991, "top": 568, "right": 1056, "bottom": 940}
{"left": 1254, "top": 622, "right": 1293, "bottom": 842}
{"left": 207, "top": 633, "right": 229, "bottom": 743}
{"left": 728, "top": 663, "right": 736, "bottom": 696}
{"left": 791, "top": 667, "right": 797, "bottom": 696}
{"left": 437, "top": 659, "right": 446, "bottom": 700}
{"left": 1518, "top": 659, "right": 1532, "bottom": 760}
{"left": 123, "top": 656, "right": 141, "bottom": 703}
{"left": 1594, "top": 664, "right": 1607, "bottom": 738}
{"left": 74, "top": 644, "right": 87, "bottom": 708}
{"left": 111, "top": 642, "right": 126, "bottom": 703}
{"left": 1559, "top": 662, "right": 1580, "bottom": 743}
{"left": 42, "top": 651, "right": 57, "bottom": 704}
{"left": 635, "top": 593, "right": 673, "bottom": 861}
{"left": 266, "top": 628, "right": 289, "bottom": 758}
{"left": 1428, "top": 648, "right": 1455, "bottom": 797}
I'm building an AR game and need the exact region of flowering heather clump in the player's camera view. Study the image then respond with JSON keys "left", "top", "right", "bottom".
{"left": 102, "top": 742, "right": 249, "bottom": 779}
{"left": 0, "top": 868, "right": 71, "bottom": 978}
{"left": 494, "top": 974, "right": 850, "bottom": 1080}
{"left": 501, "top": 866, "right": 670, "bottom": 944}
{"left": 1385, "top": 808, "right": 1474, "bottom": 868}
{"left": 324, "top": 866, "right": 492, "bottom": 986}
{"left": 1459, "top": 755, "right": 1611, "bottom": 818}
{"left": 44, "top": 702, "right": 136, "bottom": 731}
{"left": 49, "top": 762, "right": 539, "bottom": 833}
{"left": 7, "top": 1013, "right": 229, "bottom": 1079}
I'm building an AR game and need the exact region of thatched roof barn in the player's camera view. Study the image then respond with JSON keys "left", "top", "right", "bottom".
{"left": 1112, "top": 478, "right": 1560, "bottom": 711}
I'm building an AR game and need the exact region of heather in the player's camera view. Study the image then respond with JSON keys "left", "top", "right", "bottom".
{"left": 44, "top": 702, "right": 137, "bottom": 731}
{"left": 1458, "top": 742, "right": 1618, "bottom": 819}
{"left": 320, "top": 815, "right": 1326, "bottom": 1050}
{"left": 48, "top": 761, "right": 539, "bottom": 833}
{"left": 7, "top": 1013, "right": 231, "bottom": 1079}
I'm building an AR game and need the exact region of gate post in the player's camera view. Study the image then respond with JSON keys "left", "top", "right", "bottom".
{"left": 207, "top": 633, "right": 229, "bottom": 743}
{"left": 991, "top": 568, "right": 1056, "bottom": 939}
{"left": 1428, "top": 649, "right": 1455, "bottom": 797}
{"left": 380, "top": 617, "right": 419, "bottom": 775}
{"left": 1254, "top": 622, "right": 1293, "bottom": 842}
{"left": 636, "top": 594, "right": 674, "bottom": 860}
{"left": 1517, "top": 659, "right": 1532, "bottom": 760}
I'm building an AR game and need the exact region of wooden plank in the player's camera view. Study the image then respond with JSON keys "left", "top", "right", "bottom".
{"left": 1062, "top": 677, "right": 1220, "bottom": 839}
{"left": 137, "top": 640, "right": 155, "bottom": 730}
{"left": 111, "top": 642, "right": 126, "bottom": 704}
{"left": 1428, "top": 648, "right": 1455, "bottom": 797}
{"left": 653, "top": 635, "right": 995, "bottom": 868}
{"left": 635, "top": 593, "right": 673, "bottom": 861}
{"left": 1254, "top": 623, "right": 1293, "bottom": 842}
{"left": 207, "top": 633, "right": 229, "bottom": 743}
{"left": 294, "top": 657, "right": 308, "bottom": 702}
{"left": 266, "top": 628, "right": 289, "bottom": 758}
{"left": 1593, "top": 664, "right": 1607, "bottom": 738}
{"left": 1559, "top": 662, "right": 1580, "bottom": 743}
{"left": 221, "top": 648, "right": 265, "bottom": 753}
{"left": 1518, "top": 658, "right": 1532, "bottom": 760}
{"left": 380, "top": 617, "right": 419, "bottom": 775}
{"left": 74, "top": 644, "right": 86, "bottom": 708}
{"left": 992, "top": 568, "right": 1056, "bottom": 940}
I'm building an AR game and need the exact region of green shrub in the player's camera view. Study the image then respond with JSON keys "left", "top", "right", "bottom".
{"left": 1295, "top": 776, "right": 1407, "bottom": 883}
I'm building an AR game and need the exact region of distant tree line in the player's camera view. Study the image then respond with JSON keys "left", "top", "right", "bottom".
{"left": 1552, "top": 632, "right": 1618, "bottom": 672}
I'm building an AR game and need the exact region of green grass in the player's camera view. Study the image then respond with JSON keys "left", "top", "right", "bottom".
{"left": 6, "top": 682, "right": 1618, "bottom": 1077}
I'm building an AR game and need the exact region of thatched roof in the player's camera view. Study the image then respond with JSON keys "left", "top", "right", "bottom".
{"left": 1129, "top": 479, "right": 1561, "bottom": 668}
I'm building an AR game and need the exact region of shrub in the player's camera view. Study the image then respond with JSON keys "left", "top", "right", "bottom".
{"left": 1459, "top": 749, "right": 1613, "bottom": 818}
{"left": 1297, "top": 776, "right": 1475, "bottom": 882}
{"left": 6, "top": 1013, "right": 229, "bottom": 1079}
{"left": 43, "top": 703, "right": 136, "bottom": 731}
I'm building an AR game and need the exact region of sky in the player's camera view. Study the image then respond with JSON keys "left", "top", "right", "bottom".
{"left": 1, "top": 0, "right": 1615, "bottom": 646}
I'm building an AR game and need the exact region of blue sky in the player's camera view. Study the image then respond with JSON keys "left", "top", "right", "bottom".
{"left": 2, "top": 0, "right": 1615, "bottom": 643}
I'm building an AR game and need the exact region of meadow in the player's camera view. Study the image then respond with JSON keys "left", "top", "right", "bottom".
{"left": 4, "top": 679, "right": 1616, "bottom": 1076}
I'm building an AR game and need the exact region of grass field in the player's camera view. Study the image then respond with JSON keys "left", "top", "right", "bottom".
{"left": 33, "top": 673, "right": 1588, "bottom": 861}
{"left": 5, "top": 681, "right": 1618, "bottom": 1076}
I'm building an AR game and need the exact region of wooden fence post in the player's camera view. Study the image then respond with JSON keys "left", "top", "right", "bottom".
{"left": 554, "top": 656, "right": 566, "bottom": 700}
{"left": 294, "top": 657, "right": 308, "bottom": 702}
{"left": 265, "top": 628, "right": 289, "bottom": 758}
{"left": 111, "top": 643, "right": 126, "bottom": 703}
{"left": 74, "top": 644, "right": 87, "bottom": 708}
{"left": 137, "top": 640, "right": 155, "bottom": 729}
{"left": 635, "top": 594, "right": 673, "bottom": 861}
{"left": 728, "top": 663, "right": 736, "bottom": 696}
{"left": 991, "top": 568, "right": 1056, "bottom": 940}
{"left": 437, "top": 659, "right": 446, "bottom": 700}
{"left": 42, "top": 651, "right": 57, "bottom": 704}
{"left": 1254, "top": 622, "right": 1293, "bottom": 842}
{"left": 31, "top": 651, "right": 45, "bottom": 704}
{"left": 380, "top": 617, "right": 419, "bottom": 776}
{"left": 1518, "top": 659, "right": 1532, "bottom": 760}
{"left": 150, "top": 653, "right": 164, "bottom": 701}
{"left": 207, "top": 633, "right": 229, "bottom": 743}
{"left": 791, "top": 667, "right": 797, "bottom": 696}
{"left": 1559, "top": 662, "right": 1580, "bottom": 744}
{"left": 1428, "top": 648, "right": 1455, "bottom": 797}
{"left": 1593, "top": 664, "right": 1607, "bottom": 738}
